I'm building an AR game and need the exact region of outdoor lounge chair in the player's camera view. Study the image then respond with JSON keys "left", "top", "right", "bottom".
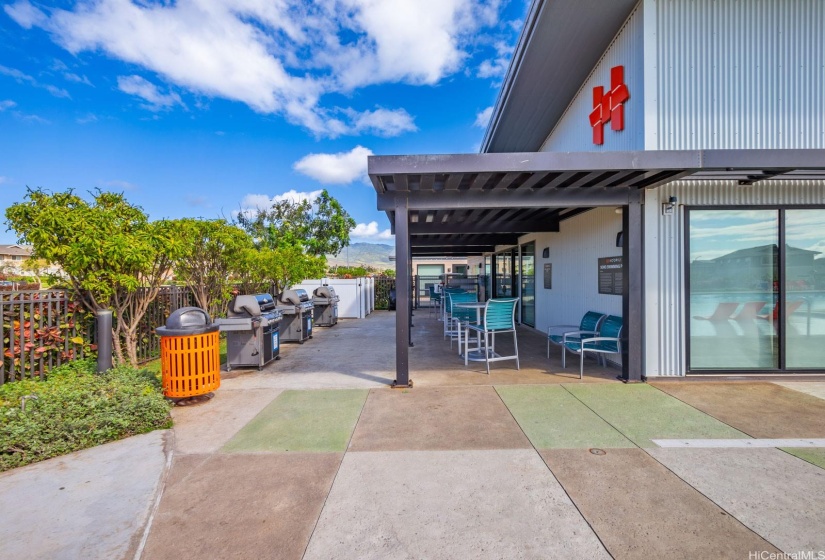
{"left": 562, "top": 315, "right": 623, "bottom": 379}
{"left": 465, "top": 298, "right": 519, "bottom": 374}
{"left": 732, "top": 301, "right": 767, "bottom": 321}
{"left": 693, "top": 302, "right": 739, "bottom": 321}
{"left": 547, "top": 311, "right": 607, "bottom": 358}
{"left": 758, "top": 300, "right": 804, "bottom": 321}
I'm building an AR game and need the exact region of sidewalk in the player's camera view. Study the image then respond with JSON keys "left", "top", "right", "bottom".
{"left": 1, "top": 312, "right": 824, "bottom": 559}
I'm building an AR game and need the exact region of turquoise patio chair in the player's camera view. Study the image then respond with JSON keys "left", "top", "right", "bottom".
{"left": 562, "top": 315, "right": 623, "bottom": 379}
{"left": 465, "top": 298, "right": 519, "bottom": 374}
{"left": 547, "top": 311, "right": 607, "bottom": 358}
{"left": 441, "top": 287, "right": 467, "bottom": 328}
{"left": 447, "top": 291, "right": 478, "bottom": 351}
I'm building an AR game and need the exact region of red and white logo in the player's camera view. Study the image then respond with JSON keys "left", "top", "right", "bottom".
{"left": 589, "top": 65, "right": 630, "bottom": 145}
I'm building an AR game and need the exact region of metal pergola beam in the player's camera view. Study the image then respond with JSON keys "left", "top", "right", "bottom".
{"left": 370, "top": 149, "right": 825, "bottom": 388}
{"left": 410, "top": 234, "right": 519, "bottom": 247}
{"left": 378, "top": 188, "right": 634, "bottom": 211}
{"left": 407, "top": 219, "right": 559, "bottom": 235}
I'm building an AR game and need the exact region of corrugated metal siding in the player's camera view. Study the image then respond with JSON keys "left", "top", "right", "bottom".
{"left": 645, "top": 180, "right": 825, "bottom": 376}
{"left": 541, "top": 3, "right": 644, "bottom": 152}
{"left": 524, "top": 208, "right": 623, "bottom": 336}
{"left": 655, "top": 0, "right": 825, "bottom": 150}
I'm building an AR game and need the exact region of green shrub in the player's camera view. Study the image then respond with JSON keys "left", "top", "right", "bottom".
{"left": 0, "top": 359, "right": 172, "bottom": 472}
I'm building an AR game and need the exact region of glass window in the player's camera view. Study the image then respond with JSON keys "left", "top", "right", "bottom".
{"left": 520, "top": 242, "right": 535, "bottom": 326}
{"left": 785, "top": 210, "right": 825, "bottom": 369}
{"left": 495, "top": 250, "right": 513, "bottom": 297}
{"left": 688, "top": 210, "right": 779, "bottom": 370}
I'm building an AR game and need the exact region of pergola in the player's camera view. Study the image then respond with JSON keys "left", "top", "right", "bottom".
{"left": 369, "top": 149, "right": 825, "bottom": 387}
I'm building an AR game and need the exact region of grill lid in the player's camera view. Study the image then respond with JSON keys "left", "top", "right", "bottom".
{"left": 280, "top": 289, "right": 310, "bottom": 306}
{"left": 230, "top": 294, "right": 276, "bottom": 317}
{"left": 313, "top": 286, "right": 336, "bottom": 298}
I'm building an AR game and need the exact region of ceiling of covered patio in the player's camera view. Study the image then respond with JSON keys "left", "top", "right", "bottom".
{"left": 369, "top": 149, "right": 825, "bottom": 258}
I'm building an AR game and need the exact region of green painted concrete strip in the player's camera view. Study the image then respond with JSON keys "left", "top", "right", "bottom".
{"left": 563, "top": 384, "right": 749, "bottom": 448}
{"left": 781, "top": 448, "right": 825, "bottom": 470}
{"left": 222, "top": 389, "right": 368, "bottom": 453}
{"left": 496, "top": 385, "right": 633, "bottom": 449}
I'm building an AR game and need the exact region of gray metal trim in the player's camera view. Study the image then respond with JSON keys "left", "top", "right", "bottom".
{"left": 377, "top": 189, "right": 635, "bottom": 211}
{"left": 369, "top": 149, "right": 825, "bottom": 183}
{"left": 394, "top": 197, "right": 411, "bottom": 387}
{"left": 622, "top": 190, "right": 644, "bottom": 382}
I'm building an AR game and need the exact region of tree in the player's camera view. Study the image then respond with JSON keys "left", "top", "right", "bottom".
{"left": 232, "top": 246, "right": 326, "bottom": 296}
{"left": 173, "top": 219, "right": 252, "bottom": 318}
{"left": 236, "top": 190, "right": 355, "bottom": 292}
{"left": 237, "top": 190, "right": 355, "bottom": 256}
{"left": 5, "top": 189, "right": 182, "bottom": 366}
{"left": 19, "top": 258, "right": 51, "bottom": 286}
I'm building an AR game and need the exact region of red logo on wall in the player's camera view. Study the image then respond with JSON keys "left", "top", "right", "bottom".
{"left": 589, "top": 65, "right": 630, "bottom": 145}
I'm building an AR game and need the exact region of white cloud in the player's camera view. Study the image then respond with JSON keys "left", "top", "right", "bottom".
{"left": 347, "top": 107, "right": 417, "bottom": 137}
{"left": 0, "top": 176, "right": 8, "bottom": 184}
{"left": 477, "top": 40, "right": 512, "bottom": 79}
{"left": 0, "top": 64, "right": 70, "bottom": 98}
{"left": 16, "top": 113, "right": 50, "bottom": 124}
{"left": 351, "top": 221, "right": 393, "bottom": 241}
{"left": 239, "top": 189, "right": 324, "bottom": 213}
{"left": 117, "top": 75, "right": 183, "bottom": 111}
{"left": 0, "top": 100, "right": 15, "bottom": 111}
{"left": 3, "top": 0, "right": 46, "bottom": 28}
{"left": 76, "top": 113, "right": 98, "bottom": 124}
{"left": 101, "top": 179, "right": 137, "bottom": 191}
{"left": 294, "top": 146, "right": 373, "bottom": 185}
{"left": 474, "top": 106, "right": 493, "bottom": 128}
{"left": 4, "top": 0, "right": 502, "bottom": 137}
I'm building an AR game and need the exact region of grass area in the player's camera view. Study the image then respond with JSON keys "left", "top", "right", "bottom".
{"left": 0, "top": 359, "right": 172, "bottom": 472}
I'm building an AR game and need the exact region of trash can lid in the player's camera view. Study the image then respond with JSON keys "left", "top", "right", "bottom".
{"left": 156, "top": 307, "right": 219, "bottom": 336}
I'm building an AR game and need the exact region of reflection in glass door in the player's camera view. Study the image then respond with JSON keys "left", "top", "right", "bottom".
{"left": 785, "top": 210, "right": 825, "bottom": 369}
{"left": 520, "top": 242, "right": 535, "bottom": 326}
{"left": 495, "top": 250, "right": 514, "bottom": 297}
{"left": 688, "top": 210, "right": 779, "bottom": 370}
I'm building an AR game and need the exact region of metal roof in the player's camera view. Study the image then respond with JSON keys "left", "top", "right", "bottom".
{"left": 481, "top": 0, "right": 638, "bottom": 153}
{"left": 369, "top": 149, "right": 825, "bottom": 257}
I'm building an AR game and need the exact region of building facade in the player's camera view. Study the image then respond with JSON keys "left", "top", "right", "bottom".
{"left": 370, "top": 0, "right": 825, "bottom": 385}
{"left": 481, "top": 0, "right": 825, "bottom": 376}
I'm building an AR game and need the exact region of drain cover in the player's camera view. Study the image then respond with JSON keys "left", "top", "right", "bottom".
{"left": 589, "top": 448, "right": 607, "bottom": 456}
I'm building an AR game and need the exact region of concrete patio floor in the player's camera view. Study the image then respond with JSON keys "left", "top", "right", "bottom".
{"left": 1, "top": 311, "right": 825, "bottom": 559}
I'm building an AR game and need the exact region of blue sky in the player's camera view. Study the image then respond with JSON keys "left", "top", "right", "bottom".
{"left": 0, "top": 0, "right": 526, "bottom": 247}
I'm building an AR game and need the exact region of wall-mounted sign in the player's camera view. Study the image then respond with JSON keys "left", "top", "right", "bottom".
{"left": 543, "top": 263, "right": 552, "bottom": 289}
{"left": 589, "top": 65, "right": 630, "bottom": 145}
{"left": 598, "top": 256, "right": 623, "bottom": 295}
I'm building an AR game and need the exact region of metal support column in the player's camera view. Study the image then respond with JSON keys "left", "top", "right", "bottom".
{"left": 622, "top": 189, "right": 644, "bottom": 382}
{"left": 394, "top": 196, "right": 412, "bottom": 387}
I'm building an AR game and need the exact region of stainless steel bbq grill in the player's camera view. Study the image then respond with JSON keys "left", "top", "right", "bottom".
{"left": 276, "top": 289, "right": 314, "bottom": 343}
{"left": 312, "top": 286, "right": 339, "bottom": 327}
{"left": 215, "top": 294, "right": 282, "bottom": 370}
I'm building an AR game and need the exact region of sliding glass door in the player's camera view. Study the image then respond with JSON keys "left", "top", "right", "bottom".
{"left": 687, "top": 208, "right": 825, "bottom": 372}
{"left": 785, "top": 210, "right": 825, "bottom": 369}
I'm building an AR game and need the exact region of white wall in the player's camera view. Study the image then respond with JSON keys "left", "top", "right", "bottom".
{"left": 521, "top": 208, "right": 624, "bottom": 335}
{"left": 649, "top": 0, "right": 825, "bottom": 150}
{"left": 541, "top": 2, "right": 645, "bottom": 152}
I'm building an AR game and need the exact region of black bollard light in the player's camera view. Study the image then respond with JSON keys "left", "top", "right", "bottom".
{"left": 96, "top": 310, "right": 113, "bottom": 373}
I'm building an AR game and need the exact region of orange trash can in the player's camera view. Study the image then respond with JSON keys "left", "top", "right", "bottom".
{"left": 156, "top": 307, "right": 220, "bottom": 399}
